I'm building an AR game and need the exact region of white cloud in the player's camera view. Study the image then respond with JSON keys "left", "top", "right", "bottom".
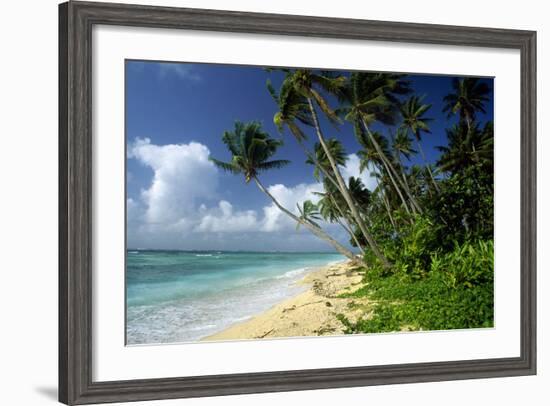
{"left": 127, "top": 197, "right": 139, "bottom": 214}
{"left": 127, "top": 139, "right": 360, "bottom": 251}
{"left": 340, "top": 153, "right": 377, "bottom": 191}
{"left": 261, "top": 182, "right": 323, "bottom": 232}
{"left": 128, "top": 138, "right": 218, "bottom": 227}
{"left": 157, "top": 63, "right": 201, "bottom": 81}
{"left": 195, "top": 200, "right": 258, "bottom": 233}
{"left": 258, "top": 155, "right": 375, "bottom": 235}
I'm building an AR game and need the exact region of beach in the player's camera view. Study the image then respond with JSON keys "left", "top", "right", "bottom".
{"left": 203, "top": 260, "right": 369, "bottom": 341}
{"left": 126, "top": 250, "right": 347, "bottom": 344}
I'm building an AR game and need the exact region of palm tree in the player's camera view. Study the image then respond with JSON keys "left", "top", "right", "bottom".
{"left": 347, "top": 176, "right": 371, "bottom": 209}
{"left": 408, "top": 165, "right": 427, "bottom": 197}
{"left": 437, "top": 121, "right": 493, "bottom": 174}
{"left": 210, "top": 121, "right": 357, "bottom": 260}
{"left": 373, "top": 173, "right": 398, "bottom": 231}
{"left": 267, "top": 77, "right": 313, "bottom": 144}
{"left": 267, "top": 77, "right": 342, "bottom": 196}
{"left": 400, "top": 95, "right": 440, "bottom": 192}
{"left": 296, "top": 200, "right": 322, "bottom": 230}
{"left": 340, "top": 72, "right": 422, "bottom": 215}
{"left": 358, "top": 144, "right": 399, "bottom": 230}
{"left": 278, "top": 69, "right": 390, "bottom": 267}
{"left": 442, "top": 77, "right": 491, "bottom": 130}
{"left": 306, "top": 139, "right": 347, "bottom": 181}
{"left": 391, "top": 127, "right": 420, "bottom": 208}
{"left": 306, "top": 138, "right": 370, "bottom": 247}
{"left": 392, "top": 127, "right": 416, "bottom": 162}
{"left": 317, "top": 186, "right": 366, "bottom": 254}
{"left": 357, "top": 129, "right": 413, "bottom": 217}
{"left": 345, "top": 176, "right": 371, "bottom": 252}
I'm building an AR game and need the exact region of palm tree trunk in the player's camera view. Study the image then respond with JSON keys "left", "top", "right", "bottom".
{"left": 378, "top": 156, "right": 413, "bottom": 216}
{"left": 307, "top": 148, "right": 372, "bottom": 243}
{"left": 464, "top": 112, "right": 472, "bottom": 133}
{"left": 297, "top": 136, "right": 367, "bottom": 256}
{"left": 328, "top": 194, "right": 365, "bottom": 254}
{"left": 375, "top": 177, "right": 397, "bottom": 232}
{"left": 361, "top": 118, "right": 423, "bottom": 214}
{"left": 298, "top": 139, "right": 365, "bottom": 253}
{"left": 415, "top": 139, "right": 440, "bottom": 192}
{"left": 295, "top": 137, "right": 341, "bottom": 191}
{"left": 336, "top": 218, "right": 365, "bottom": 256}
{"left": 306, "top": 98, "right": 390, "bottom": 268}
{"left": 296, "top": 138, "right": 372, "bottom": 248}
{"left": 253, "top": 176, "right": 359, "bottom": 262}
{"left": 396, "top": 154, "right": 423, "bottom": 214}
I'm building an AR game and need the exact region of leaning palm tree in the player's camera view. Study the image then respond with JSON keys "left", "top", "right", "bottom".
{"left": 391, "top": 127, "right": 419, "bottom": 207}
{"left": 400, "top": 95, "right": 440, "bottom": 192}
{"left": 372, "top": 172, "right": 398, "bottom": 231}
{"left": 407, "top": 165, "right": 425, "bottom": 196}
{"left": 267, "top": 77, "right": 343, "bottom": 196}
{"left": 210, "top": 121, "right": 357, "bottom": 261}
{"left": 306, "top": 139, "right": 361, "bottom": 231}
{"left": 267, "top": 77, "right": 313, "bottom": 146}
{"left": 357, "top": 129, "right": 413, "bottom": 217}
{"left": 347, "top": 176, "right": 371, "bottom": 215}
{"left": 340, "top": 72, "right": 422, "bottom": 215}
{"left": 296, "top": 200, "right": 322, "bottom": 230}
{"left": 306, "top": 140, "right": 370, "bottom": 252}
{"left": 442, "top": 77, "right": 491, "bottom": 131}
{"left": 392, "top": 127, "right": 416, "bottom": 166}
{"left": 278, "top": 69, "right": 390, "bottom": 267}
{"left": 317, "top": 190, "right": 365, "bottom": 254}
{"left": 305, "top": 141, "right": 369, "bottom": 253}
{"left": 306, "top": 139, "right": 347, "bottom": 181}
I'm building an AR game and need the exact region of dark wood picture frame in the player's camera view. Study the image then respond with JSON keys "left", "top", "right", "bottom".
{"left": 59, "top": 1, "right": 537, "bottom": 404}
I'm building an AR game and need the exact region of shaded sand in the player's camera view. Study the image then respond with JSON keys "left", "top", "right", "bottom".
{"left": 203, "top": 261, "right": 371, "bottom": 341}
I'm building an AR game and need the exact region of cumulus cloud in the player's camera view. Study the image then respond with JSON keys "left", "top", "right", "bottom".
{"left": 196, "top": 201, "right": 258, "bottom": 233}
{"left": 128, "top": 138, "right": 218, "bottom": 227}
{"left": 261, "top": 182, "right": 323, "bottom": 232}
{"left": 258, "top": 154, "right": 375, "bottom": 233}
{"left": 127, "top": 197, "right": 141, "bottom": 222}
{"left": 126, "top": 140, "right": 367, "bottom": 250}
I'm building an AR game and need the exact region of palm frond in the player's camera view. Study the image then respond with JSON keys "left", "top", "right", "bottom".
{"left": 256, "top": 159, "right": 291, "bottom": 171}
{"left": 209, "top": 157, "right": 241, "bottom": 174}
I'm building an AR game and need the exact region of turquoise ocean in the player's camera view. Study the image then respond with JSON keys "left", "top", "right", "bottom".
{"left": 126, "top": 250, "right": 344, "bottom": 344}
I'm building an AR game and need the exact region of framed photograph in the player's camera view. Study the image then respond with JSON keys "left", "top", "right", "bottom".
{"left": 59, "top": 1, "right": 536, "bottom": 404}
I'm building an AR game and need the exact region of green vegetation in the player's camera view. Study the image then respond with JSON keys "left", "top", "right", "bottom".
{"left": 338, "top": 240, "right": 493, "bottom": 333}
{"left": 211, "top": 70, "right": 494, "bottom": 333}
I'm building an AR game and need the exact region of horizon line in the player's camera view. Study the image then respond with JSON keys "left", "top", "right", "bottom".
{"left": 127, "top": 248, "right": 350, "bottom": 254}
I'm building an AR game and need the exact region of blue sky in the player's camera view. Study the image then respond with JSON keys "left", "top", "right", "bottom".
{"left": 126, "top": 60, "right": 493, "bottom": 251}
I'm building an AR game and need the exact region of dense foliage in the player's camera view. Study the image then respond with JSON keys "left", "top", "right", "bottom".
{"left": 338, "top": 239, "right": 493, "bottom": 332}
{"left": 212, "top": 70, "right": 494, "bottom": 333}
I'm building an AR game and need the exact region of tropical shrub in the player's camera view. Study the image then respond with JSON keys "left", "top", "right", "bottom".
{"left": 431, "top": 240, "right": 494, "bottom": 289}
{"left": 387, "top": 216, "right": 441, "bottom": 279}
{"left": 428, "top": 164, "right": 493, "bottom": 248}
{"left": 339, "top": 239, "right": 494, "bottom": 333}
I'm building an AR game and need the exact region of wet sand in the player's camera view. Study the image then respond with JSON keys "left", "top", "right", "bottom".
{"left": 203, "top": 261, "right": 371, "bottom": 341}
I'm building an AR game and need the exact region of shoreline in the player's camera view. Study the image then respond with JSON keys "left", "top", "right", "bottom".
{"left": 202, "top": 260, "right": 370, "bottom": 341}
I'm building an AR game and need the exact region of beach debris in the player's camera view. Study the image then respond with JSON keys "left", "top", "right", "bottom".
{"left": 282, "top": 305, "right": 297, "bottom": 313}
{"left": 256, "top": 329, "right": 274, "bottom": 339}
{"left": 314, "top": 326, "right": 337, "bottom": 335}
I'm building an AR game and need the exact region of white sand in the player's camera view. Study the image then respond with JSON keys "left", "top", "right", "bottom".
{"left": 203, "top": 261, "right": 371, "bottom": 341}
